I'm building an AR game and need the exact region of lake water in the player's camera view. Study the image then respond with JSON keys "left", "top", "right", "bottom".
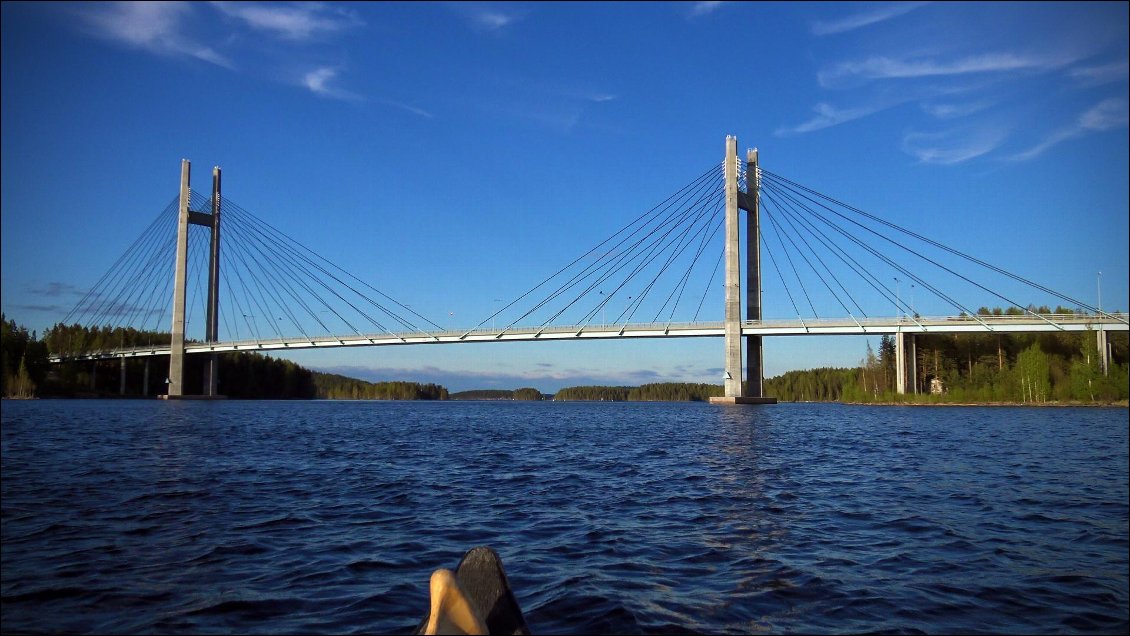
{"left": 2, "top": 400, "right": 1127, "bottom": 634}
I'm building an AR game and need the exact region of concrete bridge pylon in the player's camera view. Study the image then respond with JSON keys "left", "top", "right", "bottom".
{"left": 166, "top": 159, "right": 222, "bottom": 399}
{"left": 710, "top": 136, "right": 776, "bottom": 406}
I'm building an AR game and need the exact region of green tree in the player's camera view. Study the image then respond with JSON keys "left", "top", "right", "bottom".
{"left": 1016, "top": 343, "right": 1050, "bottom": 403}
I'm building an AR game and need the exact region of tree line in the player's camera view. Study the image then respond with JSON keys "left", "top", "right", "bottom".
{"left": 449, "top": 388, "right": 546, "bottom": 401}
{"left": 312, "top": 372, "right": 448, "bottom": 400}
{"left": 553, "top": 383, "right": 724, "bottom": 401}
{"left": 1, "top": 317, "right": 450, "bottom": 400}
{"left": 842, "top": 327, "right": 1127, "bottom": 404}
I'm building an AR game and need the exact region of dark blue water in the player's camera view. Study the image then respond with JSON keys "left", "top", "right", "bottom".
{"left": 2, "top": 400, "right": 1127, "bottom": 634}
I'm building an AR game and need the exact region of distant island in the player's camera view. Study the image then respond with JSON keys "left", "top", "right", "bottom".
{"left": 450, "top": 388, "right": 545, "bottom": 401}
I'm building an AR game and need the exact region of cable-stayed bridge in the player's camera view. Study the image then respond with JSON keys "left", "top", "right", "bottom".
{"left": 50, "top": 137, "right": 1128, "bottom": 401}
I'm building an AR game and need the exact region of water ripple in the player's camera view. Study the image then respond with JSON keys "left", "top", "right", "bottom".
{"left": 2, "top": 400, "right": 1127, "bottom": 634}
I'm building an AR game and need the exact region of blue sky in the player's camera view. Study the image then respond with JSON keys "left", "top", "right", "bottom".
{"left": 2, "top": 1, "right": 1127, "bottom": 393}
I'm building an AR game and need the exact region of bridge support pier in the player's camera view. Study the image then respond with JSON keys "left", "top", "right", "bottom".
{"left": 895, "top": 332, "right": 917, "bottom": 395}
{"left": 143, "top": 358, "right": 150, "bottom": 397}
{"left": 120, "top": 357, "right": 126, "bottom": 396}
{"left": 710, "top": 135, "right": 776, "bottom": 405}
{"left": 1097, "top": 328, "right": 1110, "bottom": 376}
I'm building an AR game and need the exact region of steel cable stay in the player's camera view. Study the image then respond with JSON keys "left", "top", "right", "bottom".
{"left": 539, "top": 177, "right": 724, "bottom": 331}
{"left": 126, "top": 232, "right": 180, "bottom": 335}
{"left": 67, "top": 199, "right": 178, "bottom": 328}
{"left": 220, "top": 222, "right": 316, "bottom": 340}
{"left": 619, "top": 189, "right": 727, "bottom": 325}
{"left": 184, "top": 225, "right": 209, "bottom": 339}
{"left": 507, "top": 170, "right": 723, "bottom": 332}
{"left": 762, "top": 196, "right": 854, "bottom": 320}
{"left": 570, "top": 180, "right": 725, "bottom": 329}
{"left": 762, "top": 169, "right": 1119, "bottom": 321}
{"left": 571, "top": 189, "right": 722, "bottom": 330}
{"left": 221, "top": 265, "right": 249, "bottom": 343}
{"left": 225, "top": 208, "right": 400, "bottom": 339}
{"left": 466, "top": 163, "right": 723, "bottom": 336}
{"left": 762, "top": 182, "right": 925, "bottom": 331}
{"left": 764, "top": 184, "right": 907, "bottom": 318}
{"left": 218, "top": 242, "right": 262, "bottom": 343}
{"left": 89, "top": 218, "right": 175, "bottom": 334}
{"left": 142, "top": 238, "right": 177, "bottom": 336}
{"left": 226, "top": 206, "right": 363, "bottom": 335}
{"left": 221, "top": 223, "right": 285, "bottom": 341}
{"left": 758, "top": 209, "right": 806, "bottom": 325}
{"left": 631, "top": 189, "right": 728, "bottom": 323}
{"left": 530, "top": 191, "right": 711, "bottom": 332}
{"left": 501, "top": 171, "right": 723, "bottom": 334}
{"left": 223, "top": 202, "right": 428, "bottom": 335}
{"left": 763, "top": 184, "right": 896, "bottom": 318}
{"left": 763, "top": 176, "right": 1001, "bottom": 331}
{"left": 692, "top": 247, "right": 724, "bottom": 322}
{"left": 112, "top": 211, "right": 181, "bottom": 332}
{"left": 761, "top": 171, "right": 1121, "bottom": 326}
{"left": 225, "top": 208, "right": 406, "bottom": 340}
{"left": 222, "top": 249, "right": 260, "bottom": 343}
{"left": 224, "top": 209, "right": 352, "bottom": 337}
{"left": 223, "top": 216, "right": 345, "bottom": 339}
{"left": 767, "top": 180, "right": 985, "bottom": 328}
{"left": 62, "top": 196, "right": 177, "bottom": 326}
{"left": 769, "top": 190, "right": 867, "bottom": 319}
{"left": 763, "top": 194, "right": 819, "bottom": 317}
{"left": 221, "top": 197, "right": 442, "bottom": 333}
{"left": 218, "top": 274, "right": 239, "bottom": 343}
{"left": 655, "top": 214, "right": 724, "bottom": 325}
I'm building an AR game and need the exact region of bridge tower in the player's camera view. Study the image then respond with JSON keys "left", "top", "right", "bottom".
{"left": 710, "top": 136, "right": 776, "bottom": 405}
{"left": 167, "top": 159, "right": 222, "bottom": 398}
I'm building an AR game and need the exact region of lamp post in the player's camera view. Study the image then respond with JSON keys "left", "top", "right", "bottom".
{"left": 894, "top": 277, "right": 901, "bottom": 319}
{"left": 1097, "top": 271, "right": 1102, "bottom": 315}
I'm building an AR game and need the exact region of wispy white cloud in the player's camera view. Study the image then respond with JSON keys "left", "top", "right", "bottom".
{"left": 378, "top": 98, "right": 433, "bottom": 118}
{"left": 450, "top": 4, "right": 523, "bottom": 32}
{"left": 819, "top": 51, "right": 1080, "bottom": 87}
{"left": 73, "top": 1, "right": 232, "bottom": 68}
{"left": 301, "top": 66, "right": 359, "bottom": 101}
{"left": 920, "top": 100, "right": 992, "bottom": 119}
{"left": 812, "top": 2, "right": 929, "bottom": 36}
{"left": 690, "top": 2, "right": 726, "bottom": 17}
{"left": 1010, "top": 98, "right": 1129, "bottom": 161}
{"left": 902, "top": 126, "right": 1007, "bottom": 165}
{"left": 483, "top": 75, "right": 618, "bottom": 133}
{"left": 211, "top": 2, "right": 363, "bottom": 40}
{"left": 1069, "top": 60, "right": 1130, "bottom": 87}
{"left": 476, "top": 11, "right": 514, "bottom": 30}
{"left": 775, "top": 102, "right": 887, "bottom": 136}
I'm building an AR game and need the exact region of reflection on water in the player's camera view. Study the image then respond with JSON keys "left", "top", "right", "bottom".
{"left": 2, "top": 400, "right": 1127, "bottom": 634}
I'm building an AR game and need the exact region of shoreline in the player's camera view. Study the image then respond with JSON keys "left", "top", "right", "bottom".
{"left": 839, "top": 400, "right": 1129, "bottom": 408}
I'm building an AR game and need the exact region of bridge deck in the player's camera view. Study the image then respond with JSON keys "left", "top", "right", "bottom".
{"left": 49, "top": 314, "right": 1128, "bottom": 362}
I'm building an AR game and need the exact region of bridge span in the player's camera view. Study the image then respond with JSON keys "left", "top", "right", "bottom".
{"left": 51, "top": 313, "right": 1129, "bottom": 363}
